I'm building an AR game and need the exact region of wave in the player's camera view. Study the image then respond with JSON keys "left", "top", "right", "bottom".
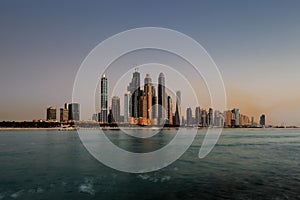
{"left": 10, "top": 190, "right": 24, "bottom": 199}
{"left": 137, "top": 174, "right": 171, "bottom": 183}
{"left": 28, "top": 187, "right": 44, "bottom": 194}
{"left": 78, "top": 178, "right": 95, "bottom": 196}
{"left": 216, "top": 141, "right": 300, "bottom": 147}
{"left": 222, "top": 134, "right": 300, "bottom": 140}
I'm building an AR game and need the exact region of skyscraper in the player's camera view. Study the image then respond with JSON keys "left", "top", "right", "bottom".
{"left": 64, "top": 103, "right": 69, "bottom": 110}
{"left": 60, "top": 108, "right": 68, "bottom": 122}
{"left": 144, "top": 74, "right": 152, "bottom": 120}
{"left": 130, "top": 70, "right": 141, "bottom": 118}
{"left": 260, "top": 114, "right": 266, "bottom": 127}
{"left": 158, "top": 73, "right": 166, "bottom": 124}
{"left": 46, "top": 107, "right": 57, "bottom": 121}
{"left": 214, "top": 110, "right": 224, "bottom": 127}
{"left": 195, "top": 106, "right": 201, "bottom": 126}
{"left": 186, "top": 107, "right": 192, "bottom": 126}
{"left": 151, "top": 86, "right": 158, "bottom": 125}
{"left": 124, "top": 91, "right": 131, "bottom": 123}
{"left": 167, "top": 96, "right": 173, "bottom": 125}
{"left": 201, "top": 109, "right": 208, "bottom": 127}
{"left": 92, "top": 113, "right": 98, "bottom": 121}
{"left": 174, "top": 91, "right": 181, "bottom": 126}
{"left": 107, "top": 108, "right": 113, "bottom": 124}
{"left": 139, "top": 95, "right": 147, "bottom": 119}
{"left": 68, "top": 103, "right": 80, "bottom": 121}
{"left": 112, "top": 96, "right": 120, "bottom": 122}
{"left": 100, "top": 73, "right": 108, "bottom": 123}
{"left": 231, "top": 108, "right": 240, "bottom": 126}
{"left": 208, "top": 108, "right": 214, "bottom": 127}
{"left": 224, "top": 110, "right": 234, "bottom": 127}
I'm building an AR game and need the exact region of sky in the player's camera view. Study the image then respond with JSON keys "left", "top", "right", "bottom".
{"left": 0, "top": 0, "right": 300, "bottom": 125}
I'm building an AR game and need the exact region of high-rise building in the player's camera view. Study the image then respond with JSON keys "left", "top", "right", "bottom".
{"left": 100, "top": 73, "right": 108, "bottom": 123}
{"left": 251, "top": 117, "right": 254, "bottom": 126}
{"left": 92, "top": 113, "right": 98, "bottom": 121}
{"left": 201, "top": 109, "right": 208, "bottom": 127}
{"left": 182, "top": 116, "right": 185, "bottom": 126}
{"left": 167, "top": 96, "right": 173, "bottom": 125}
{"left": 64, "top": 103, "right": 69, "bottom": 110}
{"left": 124, "top": 91, "right": 131, "bottom": 122}
{"left": 174, "top": 91, "right": 182, "bottom": 126}
{"left": 144, "top": 74, "right": 152, "bottom": 120}
{"left": 151, "top": 86, "right": 158, "bottom": 125}
{"left": 208, "top": 108, "right": 214, "bottom": 127}
{"left": 195, "top": 106, "right": 201, "bottom": 126}
{"left": 186, "top": 107, "right": 193, "bottom": 126}
{"left": 151, "top": 86, "right": 157, "bottom": 123}
{"left": 60, "top": 108, "right": 68, "bottom": 122}
{"left": 139, "top": 95, "right": 147, "bottom": 119}
{"left": 68, "top": 103, "right": 80, "bottom": 121}
{"left": 130, "top": 70, "right": 141, "bottom": 118}
{"left": 224, "top": 110, "right": 234, "bottom": 127}
{"left": 214, "top": 110, "right": 224, "bottom": 127}
{"left": 158, "top": 73, "right": 166, "bottom": 124}
{"left": 260, "top": 114, "right": 266, "bottom": 126}
{"left": 60, "top": 103, "right": 69, "bottom": 122}
{"left": 107, "top": 108, "right": 113, "bottom": 124}
{"left": 239, "top": 114, "right": 250, "bottom": 126}
{"left": 111, "top": 96, "right": 120, "bottom": 122}
{"left": 46, "top": 107, "right": 57, "bottom": 121}
{"left": 231, "top": 108, "right": 240, "bottom": 126}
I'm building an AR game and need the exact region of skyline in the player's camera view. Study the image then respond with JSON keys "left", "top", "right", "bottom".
{"left": 41, "top": 70, "right": 267, "bottom": 128}
{"left": 100, "top": 71, "right": 265, "bottom": 127}
{"left": 1, "top": 1, "right": 300, "bottom": 125}
{"left": 0, "top": 65, "right": 294, "bottom": 127}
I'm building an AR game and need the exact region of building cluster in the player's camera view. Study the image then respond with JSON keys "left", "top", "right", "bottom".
{"left": 94, "top": 70, "right": 266, "bottom": 127}
{"left": 184, "top": 108, "right": 244, "bottom": 127}
{"left": 223, "top": 108, "right": 251, "bottom": 127}
{"left": 46, "top": 103, "right": 80, "bottom": 122}
{"left": 184, "top": 107, "right": 267, "bottom": 127}
{"left": 44, "top": 70, "right": 267, "bottom": 128}
{"left": 96, "top": 71, "right": 181, "bottom": 126}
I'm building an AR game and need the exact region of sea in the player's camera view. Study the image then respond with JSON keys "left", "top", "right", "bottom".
{"left": 0, "top": 128, "right": 299, "bottom": 200}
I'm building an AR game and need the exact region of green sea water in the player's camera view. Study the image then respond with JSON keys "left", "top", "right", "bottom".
{"left": 0, "top": 129, "right": 299, "bottom": 200}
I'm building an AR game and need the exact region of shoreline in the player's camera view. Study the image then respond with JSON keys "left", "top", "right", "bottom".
{"left": 0, "top": 127, "right": 299, "bottom": 131}
{"left": 0, "top": 127, "right": 61, "bottom": 131}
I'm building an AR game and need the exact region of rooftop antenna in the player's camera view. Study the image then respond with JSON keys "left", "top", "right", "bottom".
{"left": 133, "top": 64, "right": 138, "bottom": 72}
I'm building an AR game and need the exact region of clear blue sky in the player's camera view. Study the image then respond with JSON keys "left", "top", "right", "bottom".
{"left": 0, "top": 0, "right": 300, "bottom": 125}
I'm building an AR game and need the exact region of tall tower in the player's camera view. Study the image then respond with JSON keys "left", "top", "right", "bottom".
{"left": 144, "top": 74, "right": 152, "bottom": 120}
{"left": 151, "top": 85, "right": 158, "bottom": 125}
{"left": 124, "top": 91, "right": 131, "bottom": 122}
{"left": 186, "top": 107, "right": 192, "bottom": 126}
{"left": 60, "top": 107, "right": 68, "bottom": 122}
{"left": 139, "top": 95, "right": 147, "bottom": 119}
{"left": 231, "top": 108, "right": 240, "bottom": 126}
{"left": 260, "top": 114, "right": 266, "bottom": 127}
{"left": 195, "top": 106, "right": 201, "bottom": 126}
{"left": 112, "top": 96, "right": 120, "bottom": 122}
{"left": 174, "top": 91, "right": 182, "bottom": 126}
{"left": 167, "top": 96, "right": 173, "bottom": 125}
{"left": 68, "top": 103, "right": 80, "bottom": 121}
{"left": 208, "top": 108, "right": 213, "bottom": 127}
{"left": 46, "top": 107, "right": 57, "bottom": 121}
{"left": 158, "top": 73, "right": 166, "bottom": 124}
{"left": 130, "top": 70, "right": 140, "bottom": 118}
{"left": 201, "top": 109, "right": 208, "bottom": 127}
{"left": 100, "top": 73, "right": 108, "bottom": 123}
{"left": 224, "top": 110, "right": 233, "bottom": 127}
